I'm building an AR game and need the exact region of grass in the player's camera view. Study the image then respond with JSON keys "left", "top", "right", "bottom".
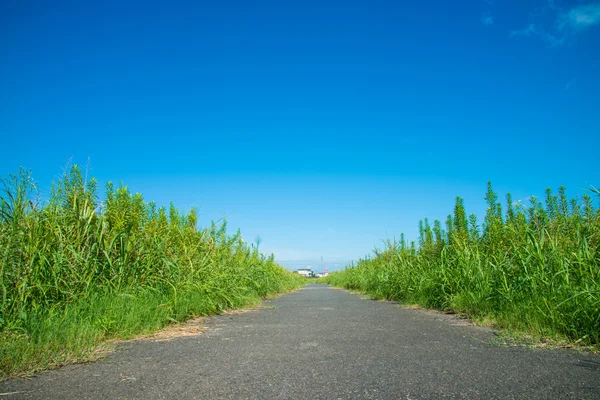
{"left": 0, "top": 166, "right": 305, "bottom": 377}
{"left": 323, "top": 182, "right": 600, "bottom": 350}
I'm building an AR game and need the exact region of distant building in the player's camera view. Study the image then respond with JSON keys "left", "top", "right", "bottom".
{"left": 296, "top": 268, "right": 312, "bottom": 277}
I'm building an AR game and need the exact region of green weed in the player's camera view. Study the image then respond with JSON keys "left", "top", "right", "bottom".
{"left": 324, "top": 182, "right": 600, "bottom": 349}
{"left": 0, "top": 166, "right": 304, "bottom": 377}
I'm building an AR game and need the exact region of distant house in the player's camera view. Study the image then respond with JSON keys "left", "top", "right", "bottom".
{"left": 296, "top": 268, "right": 312, "bottom": 277}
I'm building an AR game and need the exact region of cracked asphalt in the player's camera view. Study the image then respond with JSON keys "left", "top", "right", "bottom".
{"left": 1, "top": 283, "right": 599, "bottom": 399}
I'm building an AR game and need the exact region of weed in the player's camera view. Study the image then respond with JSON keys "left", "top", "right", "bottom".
{"left": 324, "top": 182, "right": 600, "bottom": 349}
{"left": 0, "top": 166, "right": 304, "bottom": 377}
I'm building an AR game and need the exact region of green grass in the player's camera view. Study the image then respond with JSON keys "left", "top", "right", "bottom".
{"left": 0, "top": 166, "right": 304, "bottom": 377}
{"left": 324, "top": 182, "right": 600, "bottom": 350}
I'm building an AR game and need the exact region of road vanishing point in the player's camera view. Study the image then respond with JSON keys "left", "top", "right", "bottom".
{"left": 1, "top": 283, "right": 599, "bottom": 399}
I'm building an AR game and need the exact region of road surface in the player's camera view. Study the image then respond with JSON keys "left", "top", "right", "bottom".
{"left": 1, "top": 283, "right": 599, "bottom": 399}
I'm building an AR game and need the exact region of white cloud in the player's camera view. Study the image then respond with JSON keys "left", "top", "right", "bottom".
{"left": 481, "top": 0, "right": 495, "bottom": 26}
{"left": 510, "top": 23, "right": 564, "bottom": 45}
{"left": 510, "top": 23, "right": 536, "bottom": 36}
{"left": 481, "top": 16, "right": 494, "bottom": 26}
{"left": 565, "top": 78, "right": 576, "bottom": 91}
{"left": 559, "top": 3, "right": 600, "bottom": 31}
{"left": 511, "top": 2, "right": 600, "bottom": 46}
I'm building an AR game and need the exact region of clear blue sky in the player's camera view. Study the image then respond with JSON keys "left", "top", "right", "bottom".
{"left": 1, "top": 0, "right": 599, "bottom": 270}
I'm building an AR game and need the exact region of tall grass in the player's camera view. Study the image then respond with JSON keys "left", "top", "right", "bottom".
{"left": 0, "top": 166, "right": 304, "bottom": 377}
{"left": 324, "top": 182, "right": 600, "bottom": 347}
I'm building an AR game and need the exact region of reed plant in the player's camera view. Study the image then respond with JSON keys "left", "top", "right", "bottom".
{"left": 324, "top": 182, "right": 600, "bottom": 348}
{"left": 0, "top": 166, "right": 304, "bottom": 377}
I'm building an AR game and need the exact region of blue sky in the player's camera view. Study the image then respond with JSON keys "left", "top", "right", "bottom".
{"left": 1, "top": 0, "right": 599, "bottom": 270}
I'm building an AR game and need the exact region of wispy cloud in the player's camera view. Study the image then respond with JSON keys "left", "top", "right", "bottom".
{"left": 510, "top": 23, "right": 565, "bottom": 46}
{"left": 565, "top": 78, "right": 576, "bottom": 91}
{"left": 481, "top": 16, "right": 494, "bottom": 26}
{"left": 481, "top": 0, "right": 494, "bottom": 26}
{"left": 511, "top": 2, "right": 600, "bottom": 46}
{"left": 511, "top": 23, "right": 536, "bottom": 37}
{"left": 559, "top": 3, "right": 600, "bottom": 31}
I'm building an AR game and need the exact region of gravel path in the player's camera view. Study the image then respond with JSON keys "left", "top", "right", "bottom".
{"left": 1, "top": 283, "right": 599, "bottom": 399}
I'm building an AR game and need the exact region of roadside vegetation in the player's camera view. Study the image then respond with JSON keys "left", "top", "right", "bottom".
{"left": 324, "top": 183, "right": 600, "bottom": 349}
{"left": 0, "top": 166, "right": 304, "bottom": 377}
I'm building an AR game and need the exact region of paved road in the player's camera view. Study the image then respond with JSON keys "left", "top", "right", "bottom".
{"left": 1, "top": 283, "right": 599, "bottom": 399}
